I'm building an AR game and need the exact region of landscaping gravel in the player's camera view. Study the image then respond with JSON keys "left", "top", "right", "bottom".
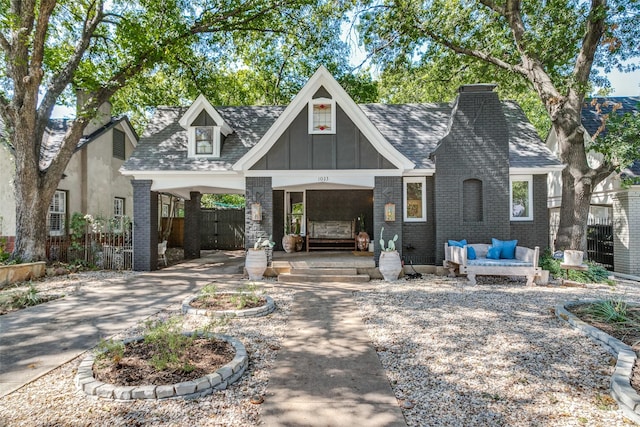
{"left": 1, "top": 271, "right": 639, "bottom": 426}
{"left": 355, "top": 275, "right": 640, "bottom": 426}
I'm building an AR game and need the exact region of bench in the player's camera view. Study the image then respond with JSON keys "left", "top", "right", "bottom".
{"left": 306, "top": 220, "right": 356, "bottom": 251}
{"left": 444, "top": 243, "right": 541, "bottom": 286}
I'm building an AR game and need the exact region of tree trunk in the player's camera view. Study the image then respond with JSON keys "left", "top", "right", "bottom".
{"left": 555, "top": 168, "right": 591, "bottom": 251}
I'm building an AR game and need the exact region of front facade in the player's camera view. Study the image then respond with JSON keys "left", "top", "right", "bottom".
{"left": 0, "top": 104, "right": 138, "bottom": 250}
{"left": 122, "top": 67, "right": 563, "bottom": 271}
{"left": 547, "top": 96, "right": 640, "bottom": 275}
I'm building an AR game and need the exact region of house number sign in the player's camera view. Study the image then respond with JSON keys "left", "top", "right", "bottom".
{"left": 318, "top": 176, "right": 329, "bottom": 182}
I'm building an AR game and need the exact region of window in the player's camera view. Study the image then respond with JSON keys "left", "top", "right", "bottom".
{"left": 308, "top": 98, "right": 336, "bottom": 134}
{"left": 113, "top": 129, "right": 125, "bottom": 160}
{"left": 510, "top": 175, "right": 533, "bottom": 221}
{"left": 195, "top": 126, "right": 214, "bottom": 155}
{"left": 404, "top": 177, "right": 427, "bottom": 222}
{"left": 48, "top": 190, "right": 66, "bottom": 236}
{"left": 113, "top": 197, "right": 125, "bottom": 232}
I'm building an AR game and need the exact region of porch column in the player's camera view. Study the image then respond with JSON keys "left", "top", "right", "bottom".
{"left": 374, "top": 176, "right": 403, "bottom": 262}
{"left": 245, "top": 177, "right": 273, "bottom": 250}
{"left": 132, "top": 179, "right": 158, "bottom": 271}
{"left": 184, "top": 191, "right": 202, "bottom": 260}
{"left": 613, "top": 189, "right": 640, "bottom": 276}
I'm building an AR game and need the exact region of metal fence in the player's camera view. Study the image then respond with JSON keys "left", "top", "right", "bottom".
{"left": 549, "top": 216, "right": 614, "bottom": 269}
{"left": 46, "top": 215, "right": 132, "bottom": 270}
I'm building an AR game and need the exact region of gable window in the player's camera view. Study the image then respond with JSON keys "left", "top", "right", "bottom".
{"left": 48, "top": 190, "right": 67, "bottom": 236}
{"left": 113, "top": 129, "right": 125, "bottom": 160}
{"left": 404, "top": 177, "right": 427, "bottom": 222}
{"left": 308, "top": 98, "right": 336, "bottom": 134}
{"left": 510, "top": 175, "right": 533, "bottom": 221}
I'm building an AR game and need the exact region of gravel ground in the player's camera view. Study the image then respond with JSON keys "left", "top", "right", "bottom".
{"left": 0, "top": 272, "right": 292, "bottom": 427}
{"left": 1, "top": 271, "right": 639, "bottom": 426}
{"left": 355, "top": 275, "right": 640, "bottom": 426}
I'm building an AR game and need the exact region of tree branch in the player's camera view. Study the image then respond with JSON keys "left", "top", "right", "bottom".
{"left": 572, "top": 0, "right": 607, "bottom": 90}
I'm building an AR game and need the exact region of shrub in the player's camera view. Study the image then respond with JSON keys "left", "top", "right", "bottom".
{"left": 539, "top": 249, "right": 611, "bottom": 284}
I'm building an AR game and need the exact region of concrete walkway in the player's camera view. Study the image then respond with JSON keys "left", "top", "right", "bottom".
{"left": 0, "top": 251, "right": 245, "bottom": 397}
{"left": 1, "top": 251, "right": 406, "bottom": 426}
{"left": 261, "top": 281, "right": 407, "bottom": 427}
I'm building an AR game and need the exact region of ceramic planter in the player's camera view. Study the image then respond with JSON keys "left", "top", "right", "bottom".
{"left": 245, "top": 249, "right": 267, "bottom": 280}
{"left": 379, "top": 250, "right": 402, "bottom": 281}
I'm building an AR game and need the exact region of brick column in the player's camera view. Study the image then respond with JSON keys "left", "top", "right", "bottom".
{"left": 132, "top": 180, "right": 158, "bottom": 271}
{"left": 184, "top": 191, "right": 201, "bottom": 260}
{"left": 613, "top": 189, "right": 640, "bottom": 276}
{"left": 374, "top": 176, "right": 403, "bottom": 263}
{"left": 245, "top": 177, "right": 273, "bottom": 250}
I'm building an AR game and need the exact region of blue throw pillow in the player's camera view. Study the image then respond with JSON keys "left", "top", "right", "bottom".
{"left": 448, "top": 239, "right": 467, "bottom": 248}
{"left": 487, "top": 246, "right": 501, "bottom": 259}
{"left": 467, "top": 246, "right": 477, "bottom": 260}
{"left": 492, "top": 238, "right": 518, "bottom": 259}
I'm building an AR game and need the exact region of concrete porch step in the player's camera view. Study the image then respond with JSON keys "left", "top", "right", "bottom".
{"left": 289, "top": 267, "right": 358, "bottom": 276}
{"left": 277, "top": 272, "right": 370, "bottom": 283}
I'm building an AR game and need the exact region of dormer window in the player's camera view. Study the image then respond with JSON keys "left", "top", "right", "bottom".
{"left": 195, "top": 126, "right": 214, "bottom": 155}
{"left": 309, "top": 98, "right": 336, "bottom": 134}
{"left": 178, "top": 94, "right": 233, "bottom": 159}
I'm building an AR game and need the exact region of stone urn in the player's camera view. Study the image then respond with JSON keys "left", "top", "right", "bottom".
{"left": 379, "top": 250, "right": 402, "bottom": 281}
{"left": 282, "top": 234, "right": 298, "bottom": 253}
{"left": 356, "top": 231, "right": 370, "bottom": 251}
{"left": 245, "top": 249, "right": 267, "bottom": 280}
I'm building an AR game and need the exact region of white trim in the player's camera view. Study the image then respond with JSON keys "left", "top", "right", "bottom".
{"left": 510, "top": 175, "right": 533, "bottom": 221}
{"left": 233, "top": 66, "right": 414, "bottom": 171}
{"left": 510, "top": 166, "right": 565, "bottom": 174}
{"left": 403, "top": 177, "right": 427, "bottom": 222}
{"left": 178, "top": 94, "right": 233, "bottom": 136}
{"left": 308, "top": 97, "right": 336, "bottom": 134}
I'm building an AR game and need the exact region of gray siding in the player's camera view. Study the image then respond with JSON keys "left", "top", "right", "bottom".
{"left": 252, "top": 105, "right": 395, "bottom": 170}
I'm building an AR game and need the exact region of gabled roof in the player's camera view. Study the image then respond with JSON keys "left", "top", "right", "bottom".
{"left": 123, "top": 100, "right": 560, "bottom": 174}
{"left": 232, "top": 66, "right": 415, "bottom": 171}
{"left": 39, "top": 116, "right": 138, "bottom": 170}
{"left": 583, "top": 96, "right": 640, "bottom": 178}
{"left": 178, "top": 94, "right": 233, "bottom": 136}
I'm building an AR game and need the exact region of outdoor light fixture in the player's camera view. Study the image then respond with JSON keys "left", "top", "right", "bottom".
{"left": 384, "top": 202, "right": 396, "bottom": 222}
{"left": 251, "top": 202, "right": 262, "bottom": 221}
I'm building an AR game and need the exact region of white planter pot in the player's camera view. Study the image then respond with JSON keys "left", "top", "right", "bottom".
{"left": 564, "top": 250, "right": 584, "bottom": 266}
{"left": 379, "top": 251, "right": 402, "bottom": 282}
{"left": 245, "top": 249, "right": 267, "bottom": 280}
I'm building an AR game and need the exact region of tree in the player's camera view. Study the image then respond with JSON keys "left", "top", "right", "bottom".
{"left": 0, "top": 0, "right": 348, "bottom": 262}
{"left": 357, "top": 0, "right": 640, "bottom": 251}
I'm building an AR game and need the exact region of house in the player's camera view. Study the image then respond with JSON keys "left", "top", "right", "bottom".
{"left": 0, "top": 100, "right": 138, "bottom": 252}
{"left": 547, "top": 96, "right": 640, "bottom": 276}
{"left": 121, "top": 67, "right": 563, "bottom": 271}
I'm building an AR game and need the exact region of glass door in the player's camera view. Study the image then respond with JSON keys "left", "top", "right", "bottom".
{"left": 285, "top": 191, "right": 305, "bottom": 236}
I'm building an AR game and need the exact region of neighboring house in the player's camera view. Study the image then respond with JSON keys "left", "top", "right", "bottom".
{"left": 0, "top": 101, "right": 138, "bottom": 251}
{"left": 547, "top": 96, "right": 640, "bottom": 275}
{"left": 122, "top": 66, "right": 563, "bottom": 271}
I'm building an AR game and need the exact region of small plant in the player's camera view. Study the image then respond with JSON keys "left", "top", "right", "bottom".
{"left": 95, "top": 339, "right": 125, "bottom": 366}
{"left": 379, "top": 227, "right": 398, "bottom": 251}
{"left": 0, "top": 237, "right": 10, "bottom": 264}
{"left": 538, "top": 249, "right": 611, "bottom": 283}
{"left": 200, "top": 283, "right": 218, "bottom": 297}
{"left": 587, "top": 298, "right": 630, "bottom": 324}
{"left": 143, "top": 317, "right": 197, "bottom": 372}
{"left": 229, "top": 283, "right": 261, "bottom": 309}
{"left": 253, "top": 235, "right": 275, "bottom": 250}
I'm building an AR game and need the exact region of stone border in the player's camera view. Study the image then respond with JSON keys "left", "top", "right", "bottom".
{"left": 181, "top": 292, "right": 275, "bottom": 318}
{"left": 556, "top": 300, "right": 640, "bottom": 423}
{"left": 0, "top": 261, "right": 46, "bottom": 289}
{"left": 75, "top": 333, "right": 248, "bottom": 401}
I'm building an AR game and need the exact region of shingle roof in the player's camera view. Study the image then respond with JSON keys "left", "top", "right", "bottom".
{"left": 583, "top": 96, "right": 640, "bottom": 178}
{"left": 123, "top": 100, "right": 561, "bottom": 172}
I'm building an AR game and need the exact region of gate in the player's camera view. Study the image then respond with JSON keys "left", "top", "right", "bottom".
{"left": 587, "top": 218, "right": 614, "bottom": 270}
{"left": 200, "top": 208, "right": 245, "bottom": 250}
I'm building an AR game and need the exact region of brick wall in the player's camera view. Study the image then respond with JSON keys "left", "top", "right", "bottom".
{"left": 510, "top": 175, "right": 550, "bottom": 250}
{"left": 245, "top": 177, "right": 273, "bottom": 250}
{"left": 132, "top": 180, "right": 158, "bottom": 271}
{"left": 374, "top": 176, "right": 402, "bottom": 263}
{"left": 613, "top": 189, "right": 640, "bottom": 275}
{"left": 184, "top": 191, "right": 201, "bottom": 259}
{"left": 433, "top": 86, "right": 510, "bottom": 263}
